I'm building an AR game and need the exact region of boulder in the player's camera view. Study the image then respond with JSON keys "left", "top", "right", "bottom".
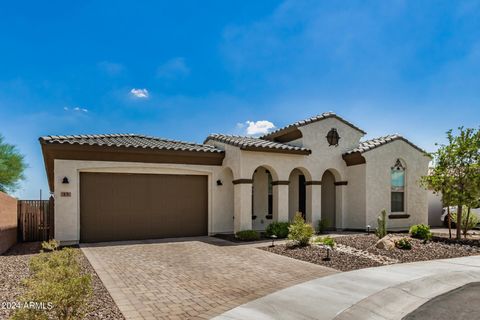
{"left": 375, "top": 234, "right": 402, "bottom": 250}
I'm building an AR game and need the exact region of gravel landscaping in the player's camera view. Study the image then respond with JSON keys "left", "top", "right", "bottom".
{"left": 262, "top": 244, "right": 383, "bottom": 271}
{"left": 0, "top": 242, "right": 124, "bottom": 320}
{"left": 262, "top": 234, "right": 480, "bottom": 271}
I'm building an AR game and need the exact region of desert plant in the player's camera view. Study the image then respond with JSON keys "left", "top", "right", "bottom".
{"left": 314, "top": 236, "right": 336, "bottom": 249}
{"left": 452, "top": 209, "right": 479, "bottom": 236}
{"left": 12, "top": 247, "right": 92, "bottom": 320}
{"left": 288, "top": 212, "right": 314, "bottom": 247}
{"left": 395, "top": 238, "right": 412, "bottom": 250}
{"left": 41, "top": 239, "right": 60, "bottom": 252}
{"left": 265, "top": 222, "right": 290, "bottom": 238}
{"left": 235, "top": 230, "right": 260, "bottom": 241}
{"left": 375, "top": 209, "right": 388, "bottom": 239}
{"left": 317, "top": 219, "right": 329, "bottom": 234}
{"left": 409, "top": 224, "right": 432, "bottom": 241}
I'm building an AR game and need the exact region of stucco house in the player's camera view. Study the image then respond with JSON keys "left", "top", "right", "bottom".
{"left": 40, "top": 112, "right": 430, "bottom": 244}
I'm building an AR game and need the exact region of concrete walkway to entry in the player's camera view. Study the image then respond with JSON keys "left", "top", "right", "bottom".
{"left": 213, "top": 256, "right": 480, "bottom": 320}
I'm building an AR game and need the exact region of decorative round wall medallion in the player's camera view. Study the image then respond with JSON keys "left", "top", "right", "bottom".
{"left": 326, "top": 128, "right": 340, "bottom": 146}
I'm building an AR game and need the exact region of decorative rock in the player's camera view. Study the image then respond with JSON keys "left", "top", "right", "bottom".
{"left": 375, "top": 234, "right": 402, "bottom": 250}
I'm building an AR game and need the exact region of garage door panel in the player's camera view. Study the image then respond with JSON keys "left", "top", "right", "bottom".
{"left": 80, "top": 172, "right": 207, "bottom": 242}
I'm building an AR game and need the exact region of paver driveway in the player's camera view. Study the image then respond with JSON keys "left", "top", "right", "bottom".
{"left": 81, "top": 237, "right": 335, "bottom": 320}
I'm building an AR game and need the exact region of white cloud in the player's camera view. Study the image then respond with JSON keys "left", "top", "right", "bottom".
{"left": 244, "top": 120, "right": 275, "bottom": 135}
{"left": 130, "top": 88, "right": 149, "bottom": 98}
{"left": 64, "top": 106, "right": 88, "bottom": 113}
{"left": 157, "top": 57, "right": 190, "bottom": 78}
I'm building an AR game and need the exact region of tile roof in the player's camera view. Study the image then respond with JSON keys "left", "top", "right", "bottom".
{"left": 39, "top": 134, "right": 223, "bottom": 153}
{"left": 344, "top": 134, "right": 427, "bottom": 155}
{"left": 205, "top": 134, "right": 311, "bottom": 154}
{"left": 261, "top": 112, "right": 367, "bottom": 139}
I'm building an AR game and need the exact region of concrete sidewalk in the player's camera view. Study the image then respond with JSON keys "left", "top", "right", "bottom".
{"left": 213, "top": 256, "right": 480, "bottom": 320}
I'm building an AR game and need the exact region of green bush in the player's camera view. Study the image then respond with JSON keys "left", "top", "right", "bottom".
{"left": 265, "top": 222, "right": 290, "bottom": 238}
{"left": 313, "top": 236, "right": 336, "bottom": 249}
{"left": 13, "top": 247, "right": 92, "bottom": 320}
{"left": 317, "top": 219, "right": 329, "bottom": 234}
{"left": 451, "top": 211, "right": 479, "bottom": 235}
{"left": 375, "top": 209, "right": 388, "bottom": 239}
{"left": 288, "top": 212, "right": 314, "bottom": 247}
{"left": 235, "top": 230, "right": 260, "bottom": 241}
{"left": 395, "top": 238, "right": 412, "bottom": 250}
{"left": 409, "top": 224, "right": 432, "bottom": 241}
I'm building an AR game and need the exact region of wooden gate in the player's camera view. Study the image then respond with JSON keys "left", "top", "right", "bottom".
{"left": 17, "top": 197, "right": 54, "bottom": 242}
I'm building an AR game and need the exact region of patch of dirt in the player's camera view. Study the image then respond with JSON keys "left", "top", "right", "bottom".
{"left": 0, "top": 242, "right": 124, "bottom": 320}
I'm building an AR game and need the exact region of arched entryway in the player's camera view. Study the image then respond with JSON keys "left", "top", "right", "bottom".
{"left": 288, "top": 168, "right": 312, "bottom": 222}
{"left": 251, "top": 166, "right": 277, "bottom": 230}
{"left": 321, "top": 170, "right": 336, "bottom": 229}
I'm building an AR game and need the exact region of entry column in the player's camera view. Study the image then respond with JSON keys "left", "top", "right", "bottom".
{"left": 306, "top": 181, "right": 322, "bottom": 228}
{"left": 233, "top": 179, "right": 253, "bottom": 233}
{"left": 273, "top": 181, "right": 289, "bottom": 222}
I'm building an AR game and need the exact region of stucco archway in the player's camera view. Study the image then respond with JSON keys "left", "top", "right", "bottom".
{"left": 251, "top": 166, "right": 277, "bottom": 231}
{"left": 321, "top": 170, "right": 336, "bottom": 229}
{"left": 288, "top": 167, "right": 312, "bottom": 222}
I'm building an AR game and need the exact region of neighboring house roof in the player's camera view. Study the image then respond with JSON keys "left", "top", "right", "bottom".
{"left": 344, "top": 134, "right": 428, "bottom": 155}
{"left": 261, "top": 112, "right": 367, "bottom": 142}
{"left": 205, "top": 134, "right": 311, "bottom": 155}
{"left": 39, "top": 134, "right": 223, "bottom": 153}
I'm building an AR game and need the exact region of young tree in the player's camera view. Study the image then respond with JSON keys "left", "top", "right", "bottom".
{"left": 422, "top": 127, "right": 480, "bottom": 240}
{"left": 0, "top": 134, "right": 26, "bottom": 193}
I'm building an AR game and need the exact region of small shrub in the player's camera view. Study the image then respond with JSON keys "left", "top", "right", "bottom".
{"left": 375, "top": 209, "right": 388, "bottom": 239}
{"left": 265, "top": 222, "right": 290, "bottom": 238}
{"left": 288, "top": 212, "right": 314, "bottom": 247}
{"left": 41, "top": 239, "right": 60, "bottom": 252}
{"left": 13, "top": 247, "right": 92, "bottom": 320}
{"left": 409, "top": 224, "right": 432, "bottom": 241}
{"left": 314, "top": 236, "right": 336, "bottom": 249}
{"left": 235, "top": 230, "right": 260, "bottom": 241}
{"left": 395, "top": 238, "right": 412, "bottom": 250}
{"left": 451, "top": 211, "right": 479, "bottom": 235}
{"left": 317, "top": 219, "right": 329, "bottom": 234}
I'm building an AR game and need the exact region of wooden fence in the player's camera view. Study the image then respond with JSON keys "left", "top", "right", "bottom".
{"left": 17, "top": 197, "right": 54, "bottom": 242}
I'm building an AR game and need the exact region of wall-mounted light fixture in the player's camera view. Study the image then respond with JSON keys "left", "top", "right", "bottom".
{"left": 216, "top": 179, "right": 223, "bottom": 186}
{"left": 62, "top": 177, "right": 69, "bottom": 184}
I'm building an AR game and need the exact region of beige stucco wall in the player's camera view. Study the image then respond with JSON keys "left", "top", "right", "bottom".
{"left": 53, "top": 159, "right": 234, "bottom": 244}
{"left": 428, "top": 191, "right": 443, "bottom": 227}
{"left": 0, "top": 191, "right": 17, "bottom": 254}
{"left": 344, "top": 164, "right": 366, "bottom": 229}
{"left": 364, "top": 140, "right": 430, "bottom": 230}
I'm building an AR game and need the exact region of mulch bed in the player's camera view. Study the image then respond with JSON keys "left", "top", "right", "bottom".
{"left": 214, "top": 233, "right": 281, "bottom": 244}
{"left": 262, "top": 244, "right": 382, "bottom": 271}
{"left": 263, "top": 234, "right": 480, "bottom": 272}
{"left": 0, "top": 242, "right": 124, "bottom": 320}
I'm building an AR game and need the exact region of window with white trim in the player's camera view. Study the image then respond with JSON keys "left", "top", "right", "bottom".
{"left": 391, "top": 159, "right": 405, "bottom": 212}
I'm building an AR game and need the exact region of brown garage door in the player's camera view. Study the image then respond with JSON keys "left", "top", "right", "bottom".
{"left": 80, "top": 172, "right": 208, "bottom": 243}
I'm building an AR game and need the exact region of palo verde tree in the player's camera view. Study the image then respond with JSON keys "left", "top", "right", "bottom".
{"left": 422, "top": 127, "right": 480, "bottom": 240}
{"left": 0, "top": 134, "right": 27, "bottom": 193}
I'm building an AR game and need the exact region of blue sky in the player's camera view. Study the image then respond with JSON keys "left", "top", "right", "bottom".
{"left": 0, "top": 0, "right": 479, "bottom": 199}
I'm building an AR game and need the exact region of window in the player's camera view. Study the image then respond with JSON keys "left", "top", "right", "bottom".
{"left": 391, "top": 159, "right": 405, "bottom": 212}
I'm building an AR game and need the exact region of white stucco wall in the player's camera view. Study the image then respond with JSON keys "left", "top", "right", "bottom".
{"left": 363, "top": 140, "right": 430, "bottom": 230}
{"left": 53, "top": 159, "right": 234, "bottom": 244}
{"left": 344, "top": 164, "right": 366, "bottom": 229}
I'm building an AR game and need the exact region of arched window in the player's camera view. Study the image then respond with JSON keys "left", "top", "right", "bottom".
{"left": 391, "top": 159, "right": 405, "bottom": 212}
